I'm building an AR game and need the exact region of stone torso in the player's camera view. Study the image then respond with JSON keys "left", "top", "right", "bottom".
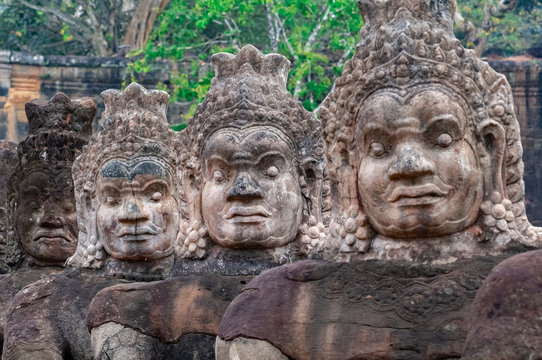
{"left": 218, "top": 256, "right": 519, "bottom": 360}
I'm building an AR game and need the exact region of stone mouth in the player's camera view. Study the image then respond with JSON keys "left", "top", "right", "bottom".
{"left": 224, "top": 206, "right": 271, "bottom": 220}
{"left": 387, "top": 184, "right": 450, "bottom": 203}
{"left": 34, "top": 234, "right": 72, "bottom": 244}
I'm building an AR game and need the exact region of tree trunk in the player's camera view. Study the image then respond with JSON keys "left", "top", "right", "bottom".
{"left": 122, "top": 0, "right": 170, "bottom": 50}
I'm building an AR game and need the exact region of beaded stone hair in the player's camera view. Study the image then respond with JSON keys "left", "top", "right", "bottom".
{"left": 6, "top": 93, "right": 96, "bottom": 267}
{"left": 179, "top": 44, "right": 328, "bottom": 258}
{"left": 320, "top": 0, "right": 535, "bottom": 253}
{"left": 68, "top": 83, "right": 181, "bottom": 268}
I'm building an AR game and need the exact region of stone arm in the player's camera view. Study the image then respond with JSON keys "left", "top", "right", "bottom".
{"left": 2, "top": 278, "right": 64, "bottom": 360}
{"left": 463, "top": 249, "right": 542, "bottom": 360}
{"left": 215, "top": 336, "right": 289, "bottom": 360}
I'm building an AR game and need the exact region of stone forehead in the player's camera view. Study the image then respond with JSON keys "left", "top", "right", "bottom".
{"left": 203, "top": 126, "right": 295, "bottom": 152}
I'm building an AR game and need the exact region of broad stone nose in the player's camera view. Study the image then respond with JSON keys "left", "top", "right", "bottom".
{"left": 39, "top": 199, "right": 64, "bottom": 228}
{"left": 118, "top": 199, "right": 150, "bottom": 222}
{"left": 226, "top": 173, "right": 263, "bottom": 200}
{"left": 388, "top": 146, "right": 434, "bottom": 180}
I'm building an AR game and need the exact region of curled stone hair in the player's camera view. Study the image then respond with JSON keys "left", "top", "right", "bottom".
{"left": 179, "top": 44, "right": 329, "bottom": 258}
{"left": 320, "top": 0, "right": 535, "bottom": 254}
{"left": 6, "top": 93, "right": 95, "bottom": 268}
{"left": 67, "top": 83, "right": 182, "bottom": 269}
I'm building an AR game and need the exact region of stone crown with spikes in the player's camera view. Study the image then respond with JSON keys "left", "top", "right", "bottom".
{"left": 183, "top": 44, "right": 324, "bottom": 173}
{"left": 73, "top": 82, "right": 177, "bottom": 197}
{"left": 18, "top": 92, "right": 95, "bottom": 166}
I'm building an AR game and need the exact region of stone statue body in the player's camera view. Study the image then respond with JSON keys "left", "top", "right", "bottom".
{"left": 0, "top": 93, "right": 95, "bottom": 356}
{"left": 2, "top": 83, "right": 181, "bottom": 360}
{"left": 216, "top": 0, "right": 542, "bottom": 358}
{"left": 87, "top": 45, "right": 328, "bottom": 360}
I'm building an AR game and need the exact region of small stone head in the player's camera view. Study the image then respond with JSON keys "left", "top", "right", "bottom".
{"left": 180, "top": 45, "right": 327, "bottom": 258}
{"left": 6, "top": 93, "right": 95, "bottom": 267}
{"left": 320, "top": 0, "right": 533, "bottom": 252}
{"left": 68, "top": 83, "right": 181, "bottom": 268}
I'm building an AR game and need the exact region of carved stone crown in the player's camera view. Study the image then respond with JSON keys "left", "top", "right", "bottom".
{"left": 69, "top": 83, "right": 180, "bottom": 269}
{"left": 18, "top": 92, "right": 95, "bottom": 166}
{"left": 320, "top": 0, "right": 529, "bottom": 238}
{"left": 73, "top": 83, "right": 177, "bottom": 197}
{"left": 184, "top": 44, "right": 324, "bottom": 170}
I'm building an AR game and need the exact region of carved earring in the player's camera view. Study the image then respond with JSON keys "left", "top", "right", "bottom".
{"left": 336, "top": 205, "right": 372, "bottom": 255}
{"left": 178, "top": 220, "right": 208, "bottom": 259}
{"left": 480, "top": 191, "right": 519, "bottom": 244}
{"left": 298, "top": 215, "right": 325, "bottom": 254}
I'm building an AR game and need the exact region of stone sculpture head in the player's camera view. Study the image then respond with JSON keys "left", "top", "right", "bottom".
{"left": 6, "top": 93, "right": 95, "bottom": 267}
{"left": 320, "top": 0, "right": 536, "bottom": 254}
{"left": 180, "top": 45, "right": 327, "bottom": 258}
{"left": 0, "top": 141, "right": 17, "bottom": 272}
{"left": 67, "top": 83, "right": 181, "bottom": 269}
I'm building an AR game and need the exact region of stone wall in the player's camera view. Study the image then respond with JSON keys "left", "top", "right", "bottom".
{"left": 0, "top": 51, "right": 541, "bottom": 225}
{"left": 0, "top": 51, "right": 189, "bottom": 142}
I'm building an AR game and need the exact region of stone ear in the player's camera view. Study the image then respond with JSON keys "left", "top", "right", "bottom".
{"left": 299, "top": 159, "right": 323, "bottom": 218}
{"left": 477, "top": 119, "right": 506, "bottom": 201}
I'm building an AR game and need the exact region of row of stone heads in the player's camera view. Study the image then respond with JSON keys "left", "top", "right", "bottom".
{"left": 2, "top": 42, "right": 541, "bottom": 274}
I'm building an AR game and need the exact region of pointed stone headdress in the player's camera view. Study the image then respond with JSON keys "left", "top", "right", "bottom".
{"left": 6, "top": 93, "right": 96, "bottom": 266}
{"left": 179, "top": 45, "right": 328, "bottom": 258}
{"left": 68, "top": 83, "right": 180, "bottom": 268}
{"left": 320, "top": 0, "right": 535, "bottom": 253}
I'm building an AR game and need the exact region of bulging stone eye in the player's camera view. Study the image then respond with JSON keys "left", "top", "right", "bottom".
{"left": 212, "top": 170, "right": 225, "bottom": 183}
{"left": 266, "top": 166, "right": 279, "bottom": 178}
{"left": 436, "top": 133, "right": 453, "bottom": 148}
{"left": 151, "top": 192, "right": 163, "bottom": 201}
{"left": 369, "top": 142, "right": 386, "bottom": 158}
{"left": 105, "top": 196, "right": 117, "bottom": 206}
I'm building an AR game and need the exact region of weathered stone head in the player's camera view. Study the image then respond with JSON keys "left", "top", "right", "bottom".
{"left": 0, "top": 141, "right": 17, "bottom": 272}
{"left": 180, "top": 45, "right": 327, "bottom": 258}
{"left": 6, "top": 93, "right": 95, "bottom": 267}
{"left": 320, "top": 0, "right": 538, "bottom": 257}
{"left": 67, "top": 83, "right": 181, "bottom": 270}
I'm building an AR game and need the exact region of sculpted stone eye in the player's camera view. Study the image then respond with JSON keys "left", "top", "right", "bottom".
{"left": 369, "top": 142, "right": 386, "bottom": 158}
{"left": 29, "top": 201, "right": 40, "bottom": 210}
{"left": 105, "top": 196, "right": 117, "bottom": 206}
{"left": 212, "top": 170, "right": 225, "bottom": 183}
{"left": 151, "top": 192, "right": 163, "bottom": 201}
{"left": 436, "top": 133, "right": 453, "bottom": 148}
{"left": 266, "top": 166, "right": 279, "bottom": 178}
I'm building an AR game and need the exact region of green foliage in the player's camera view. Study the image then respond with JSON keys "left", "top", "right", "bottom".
{"left": 0, "top": 0, "right": 133, "bottom": 56}
{"left": 456, "top": 0, "right": 542, "bottom": 56}
{"left": 0, "top": 1, "right": 82, "bottom": 55}
{"left": 127, "top": 0, "right": 363, "bottom": 120}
